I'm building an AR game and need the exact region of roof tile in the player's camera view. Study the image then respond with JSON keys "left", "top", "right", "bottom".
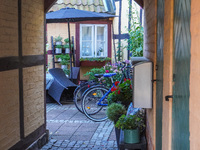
{"left": 49, "top": 0, "right": 108, "bottom": 13}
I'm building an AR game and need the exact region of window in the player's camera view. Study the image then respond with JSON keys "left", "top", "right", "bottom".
{"left": 80, "top": 24, "right": 108, "bottom": 58}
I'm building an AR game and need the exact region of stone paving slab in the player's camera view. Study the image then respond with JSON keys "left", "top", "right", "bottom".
{"left": 41, "top": 103, "right": 117, "bottom": 149}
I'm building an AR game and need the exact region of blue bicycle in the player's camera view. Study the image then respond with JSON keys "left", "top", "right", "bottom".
{"left": 81, "top": 63, "right": 131, "bottom": 122}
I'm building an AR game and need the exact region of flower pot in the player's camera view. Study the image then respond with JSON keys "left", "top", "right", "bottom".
{"left": 80, "top": 61, "right": 106, "bottom": 67}
{"left": 56, "top": 41, "right": 62, "bottom": 45}
{"left": 61, "top": 65, "right": 67, "bottom": 69}
{"left": 115, "top": 127, "right": 120, "bottom": 148}
{"left": 124, "top": 128, "right": 140, "bottom": 144}
{"left": 55, "top": 48, "right": 62, "bottom": 54}
{"left": 65, "top": 48, "right": 70, "bottom": 53}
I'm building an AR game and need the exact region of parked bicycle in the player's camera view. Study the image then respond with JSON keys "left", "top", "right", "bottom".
{"left": 81, "top": 62, "right": 132, "bottom": 122}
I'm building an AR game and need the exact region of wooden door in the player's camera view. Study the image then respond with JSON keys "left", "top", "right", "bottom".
{"left": 172, "top": 0, "right": 191, "bottom": 149}
{"left": 156, "top": 0, "right": 165, "bottom": 149}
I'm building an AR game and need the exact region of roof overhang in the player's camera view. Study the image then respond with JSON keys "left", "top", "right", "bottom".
{"left": 134, "top": 0, "right": 143, "bottom": 8}
{"left": 44, "top": 0, "right": 57, "bottom": 13}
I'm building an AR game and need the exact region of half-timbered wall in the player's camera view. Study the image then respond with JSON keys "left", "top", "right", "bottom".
{"left": 0, "top": 0, "right": 47, "bottom": 149}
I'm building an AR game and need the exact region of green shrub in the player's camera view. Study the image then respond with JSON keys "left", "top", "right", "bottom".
{"left": 106, "top": 103, "right": 126, "bottom": 123}
{"left": 115, "top": 113, "right": 145, "bottom": 131}
{"left": 54, "top": 35, "right": 63, "bottom": 42}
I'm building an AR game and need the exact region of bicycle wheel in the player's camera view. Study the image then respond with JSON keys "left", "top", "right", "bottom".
{"left": 74, "top": 85, "right": 88, "bottom": 113}
{"left": 82, "top": 86, "right": 109, "bottom": 122}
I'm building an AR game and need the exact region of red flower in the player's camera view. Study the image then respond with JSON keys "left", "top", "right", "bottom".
{"left": 88, "top": 84, "right": 90, "bottom": 88}
{"left": 124, "top": 78, "right": 126, "bottom": 81}
{"left": 118, "top": 90, "right": 120, "bottom": 94}
{"left": 130, "top": 85, "right": 132, "bottom": 89}
{"left": 115, "top": 81, "right": 119, "bottom": 86}
{"left": 111, "top": 87, "right": 117, "bottom": 92}
{"left": 106, "top": 70, "right": 109, "bottom": 73}
{"left": 128, "top": 78, "right": 131, "bottom": 81}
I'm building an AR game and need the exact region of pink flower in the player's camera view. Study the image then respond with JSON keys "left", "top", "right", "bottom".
{"left": 114, "top": 69, "right": 118, "bottom": 73}
{"left": 106, "top": 70, "right": 109, "bottom": 73}
{"left": 125, "top": 60, "right": 130, "bottom": 64}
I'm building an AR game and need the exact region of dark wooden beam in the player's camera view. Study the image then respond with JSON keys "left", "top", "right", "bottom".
{"left": 113, "top": 33, "right": 129, "bottom": 40}
{"left": 134, "top": 0, "right": 143, "bottom": 8}
{"left": 44, "top": 0, "right": 57, "bottom": 13}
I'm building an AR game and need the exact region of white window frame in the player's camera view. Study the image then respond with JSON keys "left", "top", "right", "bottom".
{"left": 80, "top": 24, "right": 108, "bottom": 58}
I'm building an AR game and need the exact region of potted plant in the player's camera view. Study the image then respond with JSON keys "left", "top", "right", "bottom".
{"left": 54, "top": 35, "right": 63, "bottom": 45}
{"left": 115, "top": 113, "right": 145, "bottom": 144}
{"left": 63, "top": 44, "right": 73, "bottom": 54}
{"left": 107, "top": 79, "right": 133, "bottom": 109}
{"left": 56, "top": 54, "right": 70, "bottom": 69}
{"left": 106, "top": 103, "right": 127, "bottom": 148}
{"left": 63, "top": 38, "right": 73, "bottom": 54}
{"left": 55, "top": 45, "right": 63, "bottom": 54}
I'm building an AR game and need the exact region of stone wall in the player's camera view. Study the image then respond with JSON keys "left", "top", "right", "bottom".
{"left": 143, "top": 0, "right": 157, "bottom": 149}
{"left": 190, "top": 0, "right": 200, "bottom": 149}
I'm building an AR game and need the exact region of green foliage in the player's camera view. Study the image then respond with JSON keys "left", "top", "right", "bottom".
{"left": 128, "top": 26, "right": 143, "bottom": 57}
{"left": 115, "top": 113, "right": 145, "bottom": 131}
{"left": 64, "top": 38, "right": 69, "bottom": 43}
{"left": 63, "top": 44, "right": 73, "bottom": 48}
{"left": 106, "top": 103, "right": 126, "bottom": 123}
{"left": 55, "top": 45, "right": 63, "bottom": 48}
{"left": 84, "top": 62, "right": 122, "bottom": 87}
{"left": 54, "top": 35, "right": 63, "bottom": 42}
{"left": 55, "top": 54, "right": 70, "bottom": 65}
{"left": 84, "top": 68, "right": 105, "bottom": 82}
{"left": 80, "top": 57, "right": 111, "bottom": 62}
{"left": 63, "top": 68, "right": 70, "bottom": 75}
{"left": 107, "top": 80, "right": 132, "bottom": 108}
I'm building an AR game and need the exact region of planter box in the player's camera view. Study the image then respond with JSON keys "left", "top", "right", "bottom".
{"left": 80, "top": 61, "right": 107, "bottom": 67}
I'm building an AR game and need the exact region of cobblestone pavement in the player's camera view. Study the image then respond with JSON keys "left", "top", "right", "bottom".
{"left": 41, "top": 103, "right": 118, "bottom": 150}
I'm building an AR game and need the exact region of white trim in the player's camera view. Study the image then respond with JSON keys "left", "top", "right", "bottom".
{"left": 80, "top": 24, "right": 108, "bottom": 58}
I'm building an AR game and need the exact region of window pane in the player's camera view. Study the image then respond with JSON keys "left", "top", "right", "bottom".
{"left": 97, "top": 27, "right": 105, "bottom": 41}
{"left": 82, "top": 26, "right": 92, "bottom": 40}
{"left": 82, "top": 42, "right": 92, "bottom": 56}
{"left": 96, "top": 41, "right": 105, "bottom": 57}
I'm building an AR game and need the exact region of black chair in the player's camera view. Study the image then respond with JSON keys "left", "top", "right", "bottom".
{"left": 48, "top": 68, "right": 78, "bottom": 105}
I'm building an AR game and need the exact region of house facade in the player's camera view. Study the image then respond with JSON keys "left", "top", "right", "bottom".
{"left": 46, "top": 0, "right": 140, "bottom": 80}
{"left": 1, "top": 0, "right": 200, "bottom": 150}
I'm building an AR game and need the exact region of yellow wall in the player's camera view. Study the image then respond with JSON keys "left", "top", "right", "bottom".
{"left": 47, "top": 23, "right": 76, "bottom": 69}
{"left": 0, "top": 0, "right": 18, "bottom": 57}
{"left": 0, "top": 70, "right": 20, "bottom": 150}
{"left": 0, "top": 1, "right": 20, "bottom": 149}
{"left": 0, "top": 0, "right": 45, "bottom": 149}
{"left": 21, "top": 0, "right": 45, "bottom": 137}
{"left": 143, "top": 0, "right": 157, "bottom": 149}
{"left": 190, "top": 0, "right": 200, "bottom": 149}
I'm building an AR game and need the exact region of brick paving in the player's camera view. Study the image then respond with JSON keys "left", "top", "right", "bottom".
{"left": 40, "top": 102, "right": 118, "bottom": 150}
